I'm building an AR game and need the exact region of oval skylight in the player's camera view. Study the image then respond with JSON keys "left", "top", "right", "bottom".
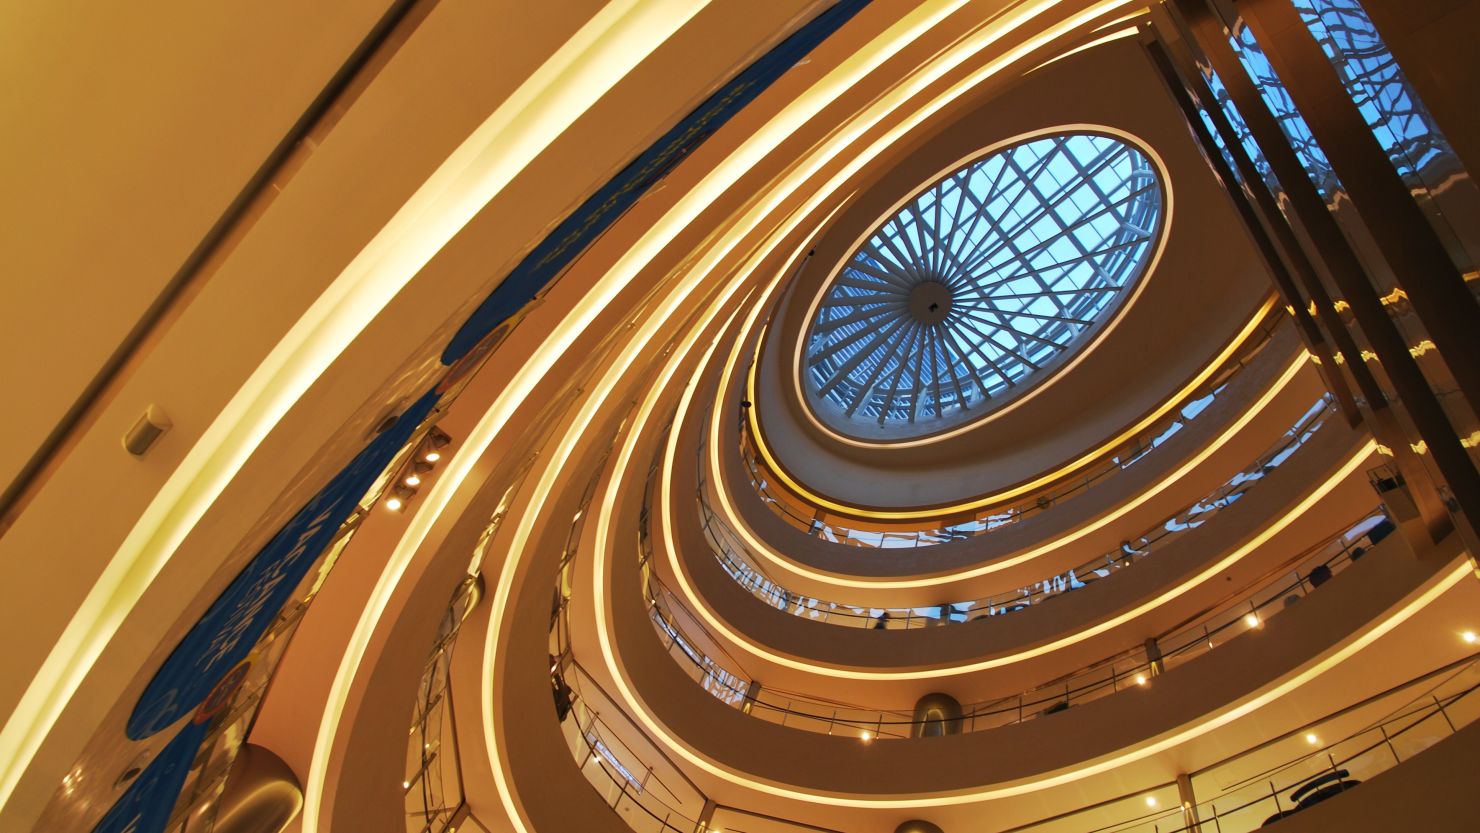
{"left": 802, "top": 131, "right": 1164, "bottom": 441}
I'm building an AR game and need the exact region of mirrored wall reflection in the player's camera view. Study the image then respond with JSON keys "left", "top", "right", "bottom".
{"left": 1291, "top": 0, "right": 1480, "bottom": 277}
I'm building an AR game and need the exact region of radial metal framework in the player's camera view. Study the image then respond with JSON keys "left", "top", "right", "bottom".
{"left": 803, "top": 132, "right": 1164, "bottom": 438}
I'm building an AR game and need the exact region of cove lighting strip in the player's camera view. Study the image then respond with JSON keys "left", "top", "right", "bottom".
{"left": 0, "top": 0, "right": 709, "bottom": 822}
{"left": 744, "top": 296, "right": 1278, "bottom": 520}
{"left": 709, "top": 333, "right": 1307, "bottom": 591}
{"left": 328, "top": 0, "right": 1153, "bottom": 829}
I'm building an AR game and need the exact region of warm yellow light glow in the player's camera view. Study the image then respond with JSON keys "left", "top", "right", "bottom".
{"left": 860, "top": 731, "right": 873, "bottom": 743}
{"left": 405, "top": 474, "right": 423, "bottom": 487}
{"left": 297, "top": 3, "right": 720, "bottom": 832}
{"left": 598, "top": 548, "right": 1471, "bottom": 808}
{"left": 1135, "top": 673, "right": 1148, "bottom": 686}
{"left": 385, "top": 497, "right": 405, "bottom": 512}
{"left": 749, "top": 298, "right": 1276, "bottom": 522}
{"left": 1145, "top": 795, "right": 1157, "bottom": 808}
{"left": 424, "top": 451, "right": 442, "bottom": 463}
{"left": 1026, "top": 26, "right": 1140, "bottom": 75}
{"left": 1245, "top": 613, "right": 1260, "bottom": 628}
{"left": 1305, "top": 732, "right": 1319, "bottom": 745}
{"left": 783, "top": 125, "right": 1179, "bottom": 454}
{"left": 715, "top": 346, "right": 1308, "bottom": 590}
{"left": 1092, "top": 6, "right": 1149, "bottom": 31}
{"left": 671, "top": 437, "right": 1376, "bottom": 680}
{"left": 1463, "top": 630, "right": 1477, "bottom": 644}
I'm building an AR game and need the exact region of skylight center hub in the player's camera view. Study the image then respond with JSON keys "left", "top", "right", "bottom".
{"left": 908, "top": 281, "right": 954, "bottom": 325}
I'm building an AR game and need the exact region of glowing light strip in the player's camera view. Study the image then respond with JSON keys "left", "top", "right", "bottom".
{"left": 745, "top": 296, "right": 1278, "bottom": 520}
{"left": 608, "top": 520, "right": 1471, "bottom": 806}
{"left": 1026, "top": 25, "right": 1141, "bottom": 75}
{"left": 471, "top": 197, "right": 820, "bottom": 832}
{"left": 717, "top": 338, "right": 1304, "bottom": 590}
{"left": 461, "top": 0, "right": 1118, "bottom": 826}
{"left": 3, "top": 0, "right": 709, "bottom": 828}
{"left": 681, "top": 372, "right": 1367, "bottom": 678}
{"left": 1092, "top": 6, "right": 1148, "bottom": 32}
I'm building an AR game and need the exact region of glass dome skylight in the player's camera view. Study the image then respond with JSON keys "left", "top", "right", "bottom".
{"left": 803, "top": 131, "right": 1163, "bottom": 440}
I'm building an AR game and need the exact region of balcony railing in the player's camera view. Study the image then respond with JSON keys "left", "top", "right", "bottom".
{"left": 699, "top": 394, "right": 1338, "bottom": 630}
{"left": 997, "top": 651, "right": 1480, "bottom": 833}
{"left": 648, "top": 486, "right": 1393, "bottom": 739}
{"left": 738, "top": 311, "right": 1287, "bottom": 548}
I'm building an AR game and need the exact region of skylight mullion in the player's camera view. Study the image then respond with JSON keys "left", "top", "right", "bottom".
{"left": 933, "top": 327, "right": 973, "bottom": 413}
{"left": 844, "top": 320, "right": 916, "bottom": 416}
{"left": 852, "top": 248, "right": 916, "bottom": 290}
{"left": 816, "top": 315, "right": 911, "bottom": 398}
{"left": 950, "top": 311, "right": 1044, "bottom": 373}
{"left": 955, "top": 307, "right": 1068, "bottom": 353}
{"left": 878, "top": 325, "right": 924, "bottom": 424}
{"left": 909, "top": 329, "right": 930, "bottom": 424}
{"left": 954, "top": 141, "right": 1128, "bottom": 279}
{"left": 1004, "top": 150, "right": 1124, "bottom": 306}
{"left": 956, "top": 180, "right": 1157, "bottom": 295}
{"left": 941, "top": 319, "right": 1015, "bottom": 392}
{"left": 807, "top": 309, "right": 906, "bottom": 366}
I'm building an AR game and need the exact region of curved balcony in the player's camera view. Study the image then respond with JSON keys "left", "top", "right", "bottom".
{"left": 657, "top": 396, "right": 1379, "bottom": 692}
{"left": 644, "top": 508, "right": 1396, "bottom": 739}
{"left": 586, "top": 412, "right": 1474, "bottom": 803}
{"left": 699, "top": 315, "right": 1330, "bottom": 603}
{"left": 693, "top": 393, "right": 1343, "bottom": 631}
{"left": 742, "top": 309, "right": 1294, "bottom": 548}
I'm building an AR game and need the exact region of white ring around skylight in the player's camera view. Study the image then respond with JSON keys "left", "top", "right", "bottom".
{"left": 798, "top": 128, "right": 1166, "bottom": 442}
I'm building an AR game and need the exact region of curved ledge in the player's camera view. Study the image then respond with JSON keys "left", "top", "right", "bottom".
{"left": 744, "top": 38, "right": 1272, "bottom": 508}
{"left": 705, "top": 319, "right": 1322, "bottom": 600}
{"left": 661, "top": 402, "right": 1379, "bottom": 690}
{"left": 602, "top": 464, "right": 1468, "bottom": 801}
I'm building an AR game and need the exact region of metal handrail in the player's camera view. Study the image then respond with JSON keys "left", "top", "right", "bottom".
{"left": 645, "top": 470, "right": 1385, "bottom": 736}
{"left": 700, "top": 394, "right": 1337, "bottom": 629}
{"left": 739, "top": 312, "right": 1288, "bottom": 548}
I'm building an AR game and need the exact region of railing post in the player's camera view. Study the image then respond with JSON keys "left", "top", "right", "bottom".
{"left": 1177, "top": 773, "right": 1203, "bottom": 833}
{"left": 692, "top": 798, "right": 717, "bottom": 833}
{"left": 1435, "top": 694, "right": 1459, "bottom": 733}
{"left": 1146, "top": 636, "right": 1166, "bottom": 676}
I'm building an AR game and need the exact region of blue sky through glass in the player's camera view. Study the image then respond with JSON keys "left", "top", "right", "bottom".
{"left": 804, "top": 132, "right": 1162, "bottom": 436}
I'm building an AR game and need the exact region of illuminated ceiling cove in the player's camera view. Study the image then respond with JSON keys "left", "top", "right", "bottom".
{"left": 802, "top": 131, "right": 1163, "bottom": 440}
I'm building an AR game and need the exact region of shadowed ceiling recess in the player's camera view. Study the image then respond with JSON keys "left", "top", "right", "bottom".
{"left": 803, "top": 131, "right": 1164, "bottom": 440}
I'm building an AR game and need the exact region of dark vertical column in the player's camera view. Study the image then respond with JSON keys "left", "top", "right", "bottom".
{"left": 1148, "top": 4, "right": 1454, "bottom": 540}
{"left": 1140, "top": 30, "right": 1359, "bottom": 425}
{"left": 1165, "top": 0, "right": 1480, "bottom": 548}
{"left": 1355, "top": 0, "right": 1480, "bottom": 178}
{"left": 1235, "top": 0, "right": 1480, "bottom": 417}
